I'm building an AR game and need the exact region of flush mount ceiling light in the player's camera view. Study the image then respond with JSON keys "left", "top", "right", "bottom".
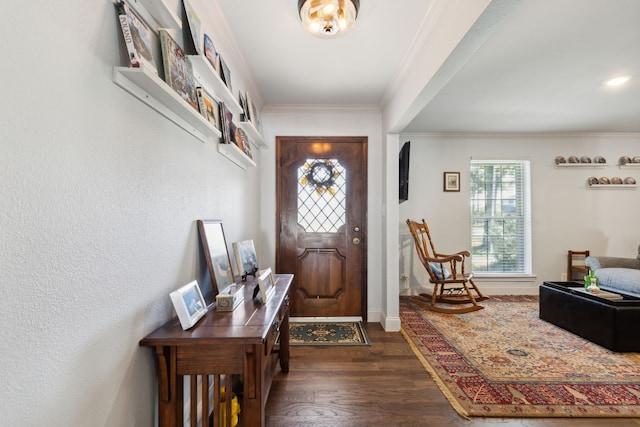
{"left": 604, "top": 75, "right": 631, "bottom": 87}
{"left": 298, "top": 0, "right": 360, "bottom": 38}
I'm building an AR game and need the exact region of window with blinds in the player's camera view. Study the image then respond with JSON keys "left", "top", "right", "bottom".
{"left": 470, "top": 160, "right": 531, "bottom": 274}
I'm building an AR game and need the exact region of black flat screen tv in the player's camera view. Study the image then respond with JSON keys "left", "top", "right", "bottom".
{"left": 399, "top": 141, "right": 410, "bottom": 203}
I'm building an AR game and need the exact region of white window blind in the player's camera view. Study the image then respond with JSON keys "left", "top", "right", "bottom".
{"left": 470, "top": 160, "right": 531, "bottom": 274}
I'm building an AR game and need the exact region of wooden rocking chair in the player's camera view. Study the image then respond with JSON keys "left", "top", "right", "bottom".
{"left": 406, "top": 218, "right": 488, "bottom": 313}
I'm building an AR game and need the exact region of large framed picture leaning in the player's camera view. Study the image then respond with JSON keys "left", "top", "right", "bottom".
{"left": 197, "top": 219, "right": 235, "bottom": 295}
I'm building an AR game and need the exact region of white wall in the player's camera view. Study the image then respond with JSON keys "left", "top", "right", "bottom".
{"left": 1, "top": 1, "right": 262, "bottom": 425}
{"left": 258, "top": 107, "right": 384, "bottom": 322}
{"left": 398, "top": 133, "right": 640, "bottom": 296}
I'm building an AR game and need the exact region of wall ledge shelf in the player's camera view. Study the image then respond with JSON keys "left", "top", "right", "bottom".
{"left": 135, "top": 0, "right": 181, "bottom": 29}
{"left": 217, "top": 143, "right": 256, "bottom": 169}
{"left": 587, "top": 184, "right": 637, "bottom": 189}
{"left": 619, "top": 163, "right": 640, "bottom": 169}
{"left": 188, "top": 55, "right": 242, "bottom": 116}
{"left": 113, "top": 65, "right": 221, "bottom": 143}
{"left": 555, "top": 163, "right": 608, "bottom": 168}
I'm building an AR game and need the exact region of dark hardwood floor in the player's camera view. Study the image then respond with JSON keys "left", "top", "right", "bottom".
{"left": 266, "top": 323, "right": 640, "bottom": 427}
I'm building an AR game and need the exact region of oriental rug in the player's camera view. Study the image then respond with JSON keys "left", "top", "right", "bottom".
{"left": 286, "top": 321, "right": 370, "bottom": 346}
{"left": 400, "top": 296, "right": 640, "bottom": 418}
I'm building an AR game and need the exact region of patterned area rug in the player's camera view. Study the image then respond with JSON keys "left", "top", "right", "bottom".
{"left": 400, "top": 296, "right": 640, "bottom": 418}
{"left": 288, "top": 321, "right": 370, "bottom": 346}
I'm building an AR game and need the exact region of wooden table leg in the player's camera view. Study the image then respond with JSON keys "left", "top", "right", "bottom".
{"left": 279, "top": 311, "right": 290, "bottom": 373}
{"left": 156, "top": 346, "right": 181, "bottom": 427}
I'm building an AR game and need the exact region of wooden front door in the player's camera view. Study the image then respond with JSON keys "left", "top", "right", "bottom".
{"left": 276, "top": 136, "right": 367, "bottom": 318}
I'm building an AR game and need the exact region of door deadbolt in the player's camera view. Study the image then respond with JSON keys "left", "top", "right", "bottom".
{"left": 353, "top": 226, "right": 360, "bottom": 232}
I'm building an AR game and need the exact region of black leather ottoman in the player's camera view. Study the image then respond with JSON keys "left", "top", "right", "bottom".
{"left": 539, "top": 281, "right": 640, "bottom": 352}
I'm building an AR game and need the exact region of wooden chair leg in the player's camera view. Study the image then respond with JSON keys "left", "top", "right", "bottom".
{"left": 411, "top": 294, "right": 484, "bottom": 314}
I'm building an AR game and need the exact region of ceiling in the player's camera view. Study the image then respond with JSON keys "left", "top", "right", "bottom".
{"left": 216, "top": 0, "right": 640, "bottom": 134}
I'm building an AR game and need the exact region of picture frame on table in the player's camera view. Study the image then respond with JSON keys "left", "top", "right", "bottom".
{"left": 444, "top": 172, "right": 460, "bottom": 192}
{"left": 256, "top": 267, "right": 276, "bottom": 303}
{"left": 169, "top": 280, "right": 207, "bottom": 330}
{"left": 197, "top": 219, "right": 235, "bottom": 295}
{"left": 233, "top": 239, "right": 259, "bottom": 280}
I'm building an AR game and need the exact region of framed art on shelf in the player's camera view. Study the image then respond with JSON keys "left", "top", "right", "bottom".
{"left": 169, "top": 280, "right": 207, "bottom": 330}
{"left": 444, "top": 172, "right": 460, "bottom": 192}
{"left": 197, "top": 220, "right": 235, "bottom": 295}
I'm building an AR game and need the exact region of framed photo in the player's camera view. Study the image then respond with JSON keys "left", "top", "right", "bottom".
{"left": 233, "top": 239, "right": 259, "bottom": 279}
{"left": 197, "top": 220, "right": 235, "bottom": 295}
{"left": 257, "top": 267, "right": 276, "bottom": 303}
{"left": 170, "top": 280, "right": 208, "bottom": 330}
{"left": 444, "top": 172, "right": 460, "bottom": 192}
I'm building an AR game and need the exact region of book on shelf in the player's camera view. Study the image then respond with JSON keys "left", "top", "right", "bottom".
{"left": 203, "top": 33, "right": 219, "bottom": 72}
{"left": 245, "top": 91, "right": 256, "bottom": 124}
{"left": 196, "top": 87, "right": 220, "bottom": 130}
{"left": 218, "top": 54, "right": 232, "bottom": 92}
{"left": 239, "top": 92, "right": 248, "bottom": 122}
{"left": 237, "top": 128, "right": 252, "bottom": 159}
{"left": 219, "top": 102, "right": 234, "bottom": 145}
{"left": 233, "top": 240, "right": 259, "bottom": 278}
{"left": 183, "top": 0, "right": 203, "bottom": 54}
{"left": 115, "top": 0, "right": 157, "bottom": 73}
{"left": 159, "top": 29, "right": 199, "bottom": 112}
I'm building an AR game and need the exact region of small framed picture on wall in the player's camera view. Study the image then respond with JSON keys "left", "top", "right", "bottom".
{"left": 444, "top": 172, "right": 460, "bottom": 192}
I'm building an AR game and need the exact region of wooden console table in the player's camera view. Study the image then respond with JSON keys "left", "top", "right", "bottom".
{"left": 140, "top": 274, "right": 292, "bottom": 427}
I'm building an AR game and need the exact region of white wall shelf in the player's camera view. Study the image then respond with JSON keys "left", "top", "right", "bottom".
{"left": 135, "top": 0, "right": 181, "bottom": 29}
{"left": 114, "top": 1, "right": 263, "bottom": 169}
{"left": 113, "top": 65, "right": 222, "bottom": 144}
{"left": 555, "top": 163, "right": 608, "bottom": 168}
{"left": 188, "top": 55, "right": 243, "bottom": 116}
{"left": 619, "top": 163, "right": 640, "bottom": 169}
{"left": 218, "top": 143, "right": 256, "bottom": 169}
{"left": 587, "top": 184, "right": 637, "bottom": 189}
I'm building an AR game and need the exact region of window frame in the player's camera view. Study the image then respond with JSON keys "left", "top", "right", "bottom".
{"left": 469, "top": 159, "right": 532, "bottom": 276}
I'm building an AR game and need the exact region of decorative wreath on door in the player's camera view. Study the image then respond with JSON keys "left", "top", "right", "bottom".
{"left": 300, "top": 160, "right": 340, "bottom": 195}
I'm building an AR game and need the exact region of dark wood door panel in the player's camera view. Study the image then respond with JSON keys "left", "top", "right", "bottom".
{"left": 276, "top": 136, "right": 367, "bottom": 318}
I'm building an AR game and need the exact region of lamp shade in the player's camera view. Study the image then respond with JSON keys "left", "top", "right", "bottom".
{"left": 298, "top": 0, "right": 360, "bottom": 38}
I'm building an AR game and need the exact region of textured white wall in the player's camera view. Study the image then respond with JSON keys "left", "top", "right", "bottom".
{"left": 1, "top": 1, "right": 261, "bottom": 425}
{"left": 398, "top": 133, "right": 640, "bottom": 295}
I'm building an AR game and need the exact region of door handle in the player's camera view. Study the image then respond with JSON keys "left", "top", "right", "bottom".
{"left": 352, "top": 237, "right": 361, "bottom": 245}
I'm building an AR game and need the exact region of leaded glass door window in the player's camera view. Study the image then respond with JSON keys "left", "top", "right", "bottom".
{"left": 297, "top": 159, "right": 346, "bottom": 233}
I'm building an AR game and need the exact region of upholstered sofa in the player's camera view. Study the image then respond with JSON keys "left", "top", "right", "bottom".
{"left": 585, "top": 245, "right": 640, "bottom": 298}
